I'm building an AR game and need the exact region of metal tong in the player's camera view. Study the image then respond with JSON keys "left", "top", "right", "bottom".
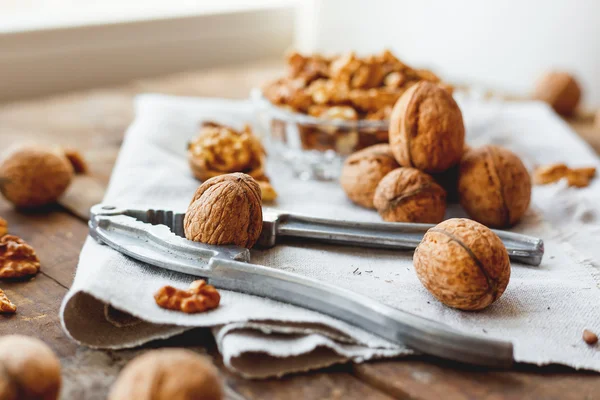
{"left": 89, "top": 204, "right": 545, "bottom": 368}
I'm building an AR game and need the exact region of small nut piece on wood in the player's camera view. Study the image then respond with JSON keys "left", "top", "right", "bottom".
{"left": 0, "top": 218, "right": 7, "bottom": 237}
{"left": 340, "top": 144, "right": 400, "bottom": 209}
{"left": 414, "top": 218, "right": 511, "bottom": 310}
{"left": 108, "top": 349, "right": 223, "bottom": 400}
{"left": 155, "top": 280, "right": 221, "bottom": 314}
{"left": 373, "top": 168, "right": 447, "bottom": 223}
{"left": 184, "top": 173, "right": 263, "bottom": 248}
{"left": 389, "top": 81, "right": 465, "bottom": 173}
{"left": 0, "top": 146, "right": 75, "bottom": 208}
{"left": 583, "top": 329, "right": 598, "bottom": 345}
{"left": 0, "top": 235, "right": 41, "bottom": 279}
{"left": 0, "top": 335, "right": 62, "bottom": 400}
{"left": 188, "top": 122, "right": 266, "bottom": 181}
{"left": 458, "top": 145, "right": 531, "bottom": 228}
{"left": 533, "top": 72, "right": 581, "bottom": 116}
{"left": 0, "top": 288, "right": 16, "bottom": 313}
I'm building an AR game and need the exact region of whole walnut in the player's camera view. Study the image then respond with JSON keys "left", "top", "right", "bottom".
{"left": 0, "top": 146, "right": 75, "bottom": 208}
{"left": 184, "top": 173, "right": 263, "bottom": 248}
{"left": 414, "top": 218, "right": 511, "bottom": 310}
{"left": 340, "top": 144, "right": 399, "bottom": 209}
{"left": 458, "top": 145, "right": 531, "bottom": 228}
{"left": 373, "top": 168, "right": 447, "bottom": 223}
{"left": 0, "top": 335, "right": 62, "bottom": 400}
{"left": 533, "top": 71, "right": 581, "bottom": 116}
{"left": 109, "top": 349, "right": 223, "bottom": 400}
{"left": 389, "top": 81, "right": 465, "bottom": 173}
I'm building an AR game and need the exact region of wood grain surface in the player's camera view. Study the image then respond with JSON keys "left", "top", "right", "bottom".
{"left": 0, "top": 59, "right": 599, "bottom": 399}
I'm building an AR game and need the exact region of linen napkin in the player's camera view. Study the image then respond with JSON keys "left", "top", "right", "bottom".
{"left": 61, "top": 94, "right": 600, "bottom": 377}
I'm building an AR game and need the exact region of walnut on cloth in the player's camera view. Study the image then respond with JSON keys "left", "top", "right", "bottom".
{"left": 0, "top": 235, "right": 41, "bottom": 279}
{"left": 534, "top": 163, "right": 596, "bottom": 188}
{"left": 187, "top": 122, "right": 276, "bottom": 201}
{"left": 154, "top": 280, "right": 221, "bottom": 314}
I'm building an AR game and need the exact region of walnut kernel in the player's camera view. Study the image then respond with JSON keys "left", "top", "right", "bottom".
{"left": 389, "top": 81, "right": 465, "bottom": 173}
{"left": 155, "top": 280, "right": 220, "bottom": 314}
{"left": 373, "top": 168, "right": 447, "bottom": 223}
{"left": 0, "top": 146, "right": 74, "bottom": 208}
{"left": 0, "top": 288, "right": 16, "bottom": 313}
{"left": 533, "top": 72, "right": 581, "bottom": 116}
{"left": 533, "top": 163, "right": 569, "bottom": 185}
{"left": 414, "top": 218, "right": 511, "bottom": 310}
{"left": 184, "top": 173, "right": 263, "bottom": 248}
{"left": 257, "top": 180, "right": 278, "bottom": 202}
{"left": 0, "top": 235, "right": 41, "bottom": 279}
{"left": 0, "top": 218, "right": 7, "bottom": 237}
{"left": 458, "top": 146, "right": 531, "bottom": 228}
{"left": 108, "top": 349, "right": 223, "bottom": 400}
{"left": 566, "top": 167, "right": 596, "bottom": 188}
{"left": 340, "top": 144, "right": 399, "bottom": 209}
{"left": 0, "top": 335, "right": 62, "bottom": 400}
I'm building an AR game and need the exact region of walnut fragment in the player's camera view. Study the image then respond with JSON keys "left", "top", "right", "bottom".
{"left": 533, "top": 163, "right": 596, "bottom": 188}
{"left": 0, "top": 235, "right": 41, "bottom": 279}
{"left": 184, "top": 173, "right": 263, "bottom": 249}
{"left": 154, "top": 280, "right": 220, "bottom": 314}
{"left": 0, "top": 218, "right": 7, "bottom": 237}
{"left": 0, "top": 289, "right": 16, "bottom": 313}
{"left": 414, "top": 218, "right": 511, "bottom": 310}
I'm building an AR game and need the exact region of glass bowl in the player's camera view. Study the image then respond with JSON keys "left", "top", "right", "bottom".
{"left": 251, "top": 89, "right": 389, "bottom": 181}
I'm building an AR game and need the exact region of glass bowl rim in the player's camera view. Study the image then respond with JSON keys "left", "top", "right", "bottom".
{"left": 251, "top": 88, "right": 390, "bottom": 130}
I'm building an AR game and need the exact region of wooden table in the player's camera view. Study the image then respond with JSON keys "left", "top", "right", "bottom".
{"left": 0, "top": 60, "right": 599, "bottom": 400}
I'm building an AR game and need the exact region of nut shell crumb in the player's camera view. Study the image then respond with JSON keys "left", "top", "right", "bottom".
{"left": 108, "top": 349, "right": 223, "bottom": 400}
{"left": 414, "top": 218, "right": 511, "bottom": 310}
{"left": 0, "top": 235, "right": 41, "bottom": 279}
{"left": 155, "top": 280, "right": 221, "bottom": 314}
{"left": 583, "top": 329, "right": 598, "bottom": 345}
{"left": 340, "top": 144, "right": 400, "bottom": 209}
{"left": 389, "top": 81, "right": 465, "bottom": 173}
{"left": 0, "top": 289, "right": 16, "bottom": 313}
{"left": 184, "top": 173, "right": 263, "bottom": 249}
{"left": 458, "top": 145, "right": 531, "bottom": 228}
{"left": 373, "top": 168, "right": 447, "bottom": 223}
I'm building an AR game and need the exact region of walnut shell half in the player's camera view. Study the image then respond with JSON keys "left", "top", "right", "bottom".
{"left": 458, "top": 145, "right": 531, "bottom": 228}
{"left": 414, "top": 218, "right": 511, "bottom": 310}
{"left": 340, "top": 144, "right": 399, "bottom": 209}
{"left": 184, "top": 173, "right": 263, "bottom": 249}
{"left": 389, "top": 81, "right": 465, "bottom": 173}
{"left": 373, "top": 168, "right": 447, "bottom": 223}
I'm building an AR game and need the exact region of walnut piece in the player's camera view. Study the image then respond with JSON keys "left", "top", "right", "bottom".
{"left": 458, "top": 146, "right": 531, "bottom": 228}
{"left": 0, "top": 289, "right": 16, "bottom": 313}
{"left": 373, "top": 168, "right": 447, "bottom": 223}
{"left": 414, "top": 218, "right": 511, "bottom": 310}
{"left": 155, "top": 280, "right": 220, "bottom": 314}
{"left": 0, "top": 335, "right": 62, "bottom": 400}
{"left": 63, "top": 148, "right": 88, "bottom": 174}
{"left": 257, "top": 180, "right": 278, "bottom": 202}
{"left": 0, "top": 146, "right": 74, "bottom": 208}
{"left": 0, "top": 235, "right": 41, "bottom": 279}
{"left": 340, "top": 144, "right": 399, "bottom": 209}
{"left": 389, "top": 81, "right": 465, "bottom": 173}
{"left": 532, "top": 71, "right": 581, "bottom": 116}
{"left": 184, "top": 173, "right": 263, "bottom": 248}
{"left": 109, "top": 349, "right": 223, "bottom": 400}
{"left": 188, "top": 122, "right": 266, "bottom": 181}
{"left": 534, "top": 163, "right": 596, "bottom": 188}
{"left": 0, "top": 218, "right": 7, "bottom": 237}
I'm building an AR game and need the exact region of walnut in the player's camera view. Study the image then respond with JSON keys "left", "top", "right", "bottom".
{"left": 458, "top": 146, "right": 531, "bottom": 228}
{"left": 0, "top": 235, "right": 41, "bottom": 279}
{"left": 0, "top": 218, "right": 7, "bottom": 237}
{"left": 0, "top": 335, "right": 62, "bottom": 400}
{"left": 63, "top": 148, "right": 88, "bottom": 174}
{"left": 373, "top": 168, "right": 447, "bottom": 223}
{"left": 0, "top": 288, "right": 16, "bottom": 313}
{"left": 184, "top": 173, "right": 263, "bottom": 248}
{"left": 188, "top": 123, "right": 266, "bottom": 182}
{"left": 155, "top": 280, "right": 220, "bottom": 314}
{"left": 340, "top": 144, "right": 400, "bottom": 209}
{"left": 533, "top": 71, "right": 581, "bottom": 116}
{"left": 108, "top": 349, "right": 223, "bottom": 400}
{"left": 389, "top": 81, "right": 465, "bottom": 173}
{"left": 414, "top": 218, "right": 511, "bottom": 310}
{"left": 0, "top": 146, "right": 74, "bottom": 208}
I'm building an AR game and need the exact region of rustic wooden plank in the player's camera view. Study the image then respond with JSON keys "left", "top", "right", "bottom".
{"left": 353, "top": 357, "right": 600, "bottom": 400}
